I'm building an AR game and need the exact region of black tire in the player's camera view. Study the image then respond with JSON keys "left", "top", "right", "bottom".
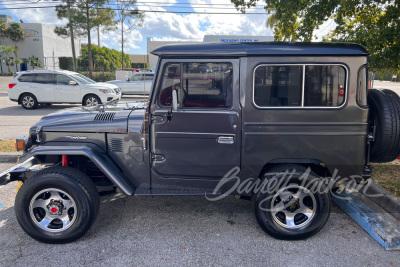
{"left": 83, "top": 94, "right": 101, "bottom": 106}
{"left": 253, "top": 165, "right": 331, "bottom": 240}
{"left": 20, "top": 93, "right": 38, "bottom": 110}
{"left": 14, "top": 166, "right": 100, "bottom": 244}
{"left": 368, "top": 89, "right": 400, "bottom": 162}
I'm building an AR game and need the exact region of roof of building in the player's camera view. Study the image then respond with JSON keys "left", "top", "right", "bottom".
{"left": 151, "top": 42, "right": 369, "bottom": 57}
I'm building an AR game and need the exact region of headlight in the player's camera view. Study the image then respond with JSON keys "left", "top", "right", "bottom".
{"left": 99, "top": 89, "right": 113, "bottom": 94}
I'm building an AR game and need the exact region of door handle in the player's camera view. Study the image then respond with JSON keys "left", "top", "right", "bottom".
{"left": 218, "top": 136, "right": 234, "bottom": 144}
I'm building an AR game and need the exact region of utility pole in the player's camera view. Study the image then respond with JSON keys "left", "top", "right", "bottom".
{"left": 121, "top": 23, "right": 124, "bottom": 69}
{"left": 67, "top": 0, "right": 77, "bottom": 71}
{"left": 96, "top": 2, "right": 100, "bottom": 46}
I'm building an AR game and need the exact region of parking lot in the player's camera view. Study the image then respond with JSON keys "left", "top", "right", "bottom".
{"left": 1, "top": 75, "right": 400, "bottom": 266}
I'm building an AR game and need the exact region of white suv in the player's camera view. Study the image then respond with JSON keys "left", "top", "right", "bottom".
{"left": 8, "top": 70, "right": 121, "bottom": 109}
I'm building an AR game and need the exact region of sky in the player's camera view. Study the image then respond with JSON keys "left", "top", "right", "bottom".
{"left": 0, "top": 0, "right": 276, "bottom": 54}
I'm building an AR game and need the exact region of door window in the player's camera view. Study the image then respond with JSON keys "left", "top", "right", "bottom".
{"left": 159, "top": 62, "right": 233, "bottom": 108}
{"left": 34, "top": 73, "right": 55, "bottom": 84}
{"left": 18, "top": 74, "right": 35, "bottom": 82}
{"left": 56, "top": 74, "right": 73, "bottom": 85}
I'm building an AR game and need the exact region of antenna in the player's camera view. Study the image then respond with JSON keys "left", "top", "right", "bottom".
{"left": 142, "top": 55, "right": 147, "bottom": 150}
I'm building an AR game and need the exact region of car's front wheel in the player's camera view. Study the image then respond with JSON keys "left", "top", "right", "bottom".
{"left": 83, "top": 95, "right": 101, "bottom": 106}
{"left": 20, "top": 93, "right": 38, "bottom": 109}
{"left": 253, "top": 165, "right": 331, "bottom": 240}
{"left": 14, "top": 166, "right": 100, "bottom": 243}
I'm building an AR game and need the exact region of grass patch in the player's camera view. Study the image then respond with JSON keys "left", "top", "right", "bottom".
{"left": 0, "top": 139, "right": 15, "bottom": 152}
{"left": 371, "top": 160, "right": 400, "bottom": 198}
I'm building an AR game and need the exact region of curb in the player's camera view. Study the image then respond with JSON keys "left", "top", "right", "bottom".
{"left": 360, "top": 181, "right": 400, "bottom": 221}
{"left": 0, "top": 153, "right": 20, "bottom": 163}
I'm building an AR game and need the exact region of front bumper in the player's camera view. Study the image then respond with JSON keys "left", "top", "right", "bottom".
{"left": 0, "top": 156, "right": 36, "bottom": 187}
{"left": 100, "top": 93, "right": 121, "bottom": 103}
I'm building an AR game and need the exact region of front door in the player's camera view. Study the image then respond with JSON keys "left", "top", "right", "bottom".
{"left": 150, "top": 59, "right": 240, "bottom": 189}
{"left": 55, "top": 74, "right": 81, "bottom": 103}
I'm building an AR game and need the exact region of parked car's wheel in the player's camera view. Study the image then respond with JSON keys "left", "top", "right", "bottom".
{"left": 368, "top": 89, "right": 400, "bottom": 162}
{"left": 20, "top": 93, "right": 38, "bottom": 110}
{"left": 83, "top": 95, "right": 101, "bottom": 106}
{"left": 253, "top": 165, "right": 331, "bottom": 240}
{"left": 14, "top": 166, "right": 100, "bottom": 244}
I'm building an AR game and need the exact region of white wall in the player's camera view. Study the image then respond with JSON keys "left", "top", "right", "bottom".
{"left": 0, "top": 23, "right": 81, "bottom": 73}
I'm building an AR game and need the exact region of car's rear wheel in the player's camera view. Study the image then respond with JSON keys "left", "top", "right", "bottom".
{"left": 20, "top": 93, "right": 38, "bottom": 110}
{"left": 253, "top": 165, "right": 331, "bottom": 240}
{"left": 14, "top": 166, "right": 100, "bottom": 243}
{"left": 83, "top": 95, "right": 101, "bottom": 106}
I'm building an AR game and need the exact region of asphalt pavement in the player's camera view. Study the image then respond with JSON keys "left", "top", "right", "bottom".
{"left": 1, "top": 77, "right": 400, "bottom": 266}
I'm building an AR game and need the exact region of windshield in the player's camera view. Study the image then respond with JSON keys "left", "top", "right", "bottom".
{"left": 71, "top": 74, "right": 96, "bottom": 84}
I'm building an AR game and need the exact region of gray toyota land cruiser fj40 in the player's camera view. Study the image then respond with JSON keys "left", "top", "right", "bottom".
{"left": 2, "top": 42, "right": 400, "bottom": 243}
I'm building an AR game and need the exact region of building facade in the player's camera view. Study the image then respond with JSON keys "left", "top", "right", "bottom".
{"left": 0, "top": 19, "right": 80, "bottom": 72}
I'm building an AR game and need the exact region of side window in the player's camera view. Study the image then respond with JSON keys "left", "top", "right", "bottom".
{"left": 304, "top": 65, "right": 346, "bottom": 107}
{"left": 142, "top": 74, "right": 154, "bottom": 81}
{"left": 254, "top": 64, "right": 347, "bottom": 108}
{"left": 357, "top": 66, "right": 368, "bottom": 106}
{"left": 34, "top": 73, "right": 55, "bottom": 84}
{"left": 159, "top": 62, "right": 233, "bottom": 108}
{"left": 18, "top": 74, "right": 35, "bottom": 83}
{"left": 129, "top": 74, "right": 141, "bottom": 81}
{"left": 159, "top": 63, "right": 181, "bottom": 106}
{"left": 254, "top": 66, "right": 303, "bottom": 107}
{"left": 56, "top": 74, "right": 73, "bottom": 85}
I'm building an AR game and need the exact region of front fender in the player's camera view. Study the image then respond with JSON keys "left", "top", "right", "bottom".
{"left": 19, "top": 145, "right": 135, "bottom": 195}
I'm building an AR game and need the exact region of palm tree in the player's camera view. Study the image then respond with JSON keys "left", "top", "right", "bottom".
{"left": 28, "top": 55, "right": 41, "bottom": 70}
{"left": 6, "top": 23, "right": 24, "bottom": 70}
{"left": 0, "top": 45, "right": 6, "bottom": 75}
{"left": 1, "top": 45, "right": 17, "bottom": 74}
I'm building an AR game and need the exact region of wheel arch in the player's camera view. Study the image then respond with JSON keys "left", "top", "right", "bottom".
{"left": 18, "top": 92, "right": 36, "bottom": 104}
{"left": 258, "top": 159, "right": 331, "bottom": 178}
{"left": 19, "top": 145, "right": 134, "bottom": 195}
{"left": 82, "top": 93, "right": 101, "bottom": 105}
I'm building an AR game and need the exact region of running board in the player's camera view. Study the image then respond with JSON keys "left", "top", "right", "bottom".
{"left": 134, "top": 188, "right": 221, "bottom": 196}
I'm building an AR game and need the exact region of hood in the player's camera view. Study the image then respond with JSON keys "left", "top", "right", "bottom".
{"left": 86, "top": 82, "right": 119, "bottom": 90}
{"left": 31, "top": 102, "right": 147, "bottom": 134}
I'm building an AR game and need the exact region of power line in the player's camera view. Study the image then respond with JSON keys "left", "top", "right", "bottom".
{"left": 0, "top": 4, "right": 267, "bottom": 14}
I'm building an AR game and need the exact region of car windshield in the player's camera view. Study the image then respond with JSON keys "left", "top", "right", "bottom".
{"left": 70, "top": 74, "right": 96, "bottom": 84}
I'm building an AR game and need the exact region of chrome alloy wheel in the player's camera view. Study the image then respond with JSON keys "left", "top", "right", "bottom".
{"left": 22, "top": 95, "right": 35, "bottom": 108}
{"left": 271, "top": 185, "right": 317, "bottom": 229}
{"left": 29, "top": 188, "right": 77, "bottom": 232}
{"left": 86, "top": 96, "right": 99, "bottom": 106}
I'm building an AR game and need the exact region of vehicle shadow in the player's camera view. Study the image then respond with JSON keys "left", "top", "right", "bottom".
{"left": 0, "top": 104, "right": 79, "bottom": 116}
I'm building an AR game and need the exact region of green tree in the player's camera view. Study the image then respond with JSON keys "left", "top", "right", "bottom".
{"left": 1, "top": 45, "right": 18, "bottom": 73}
{"left": 28, "top": 55, "right": 42, "bottom": 70}
{"left": 113, "top": 0, "right": 144, "bottom": 69}
{"left": 0, "top": 19, "right": 7, "bottom": 39}
{"left": 5, "top": 22, "right": 24, "bottom": 71}
{"left": 79, "top": 44, "right": 131, "bottom": 70}
{"left": 55, "top": 0, "right": 116, "bottom": 77}
{"left": 0, "top": 45, "right": 7, "bottom": 74}
{"left": 231, "top": 0, "right": 400, "bottom": 70}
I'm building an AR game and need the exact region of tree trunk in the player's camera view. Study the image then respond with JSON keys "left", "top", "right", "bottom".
{"left": 86, "top": 5, "right": 93, "bottom": 78}
{"left": 67, "top": 0, "right": 77, "bottom": 72}
{"left": 121, "top": 22, "right": 124, "bottom": 69}
{"left": 1, "top": 63, "right": 3, "bottom": 74}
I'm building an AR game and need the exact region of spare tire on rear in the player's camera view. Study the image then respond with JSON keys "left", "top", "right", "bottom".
{"left": 368, "top": 89, "right": 400, "bottom": 162}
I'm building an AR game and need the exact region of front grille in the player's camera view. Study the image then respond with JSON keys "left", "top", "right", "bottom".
{"left": 94, "top": 112, "right": 116, "bottom": 122}
{"left": 109, "top": 138, "right": 123, "bottom": 152}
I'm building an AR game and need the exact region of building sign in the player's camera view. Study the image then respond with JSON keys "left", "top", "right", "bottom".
{"left": 24, "top": 29, "right": 39, "bottom": 37}
{"left": 220, "top": 38, "right": 260, "bottom": 42}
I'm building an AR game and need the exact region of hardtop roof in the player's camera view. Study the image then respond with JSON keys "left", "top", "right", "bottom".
{"left": 151, "top": 42, "right": 369, "bottom": 57}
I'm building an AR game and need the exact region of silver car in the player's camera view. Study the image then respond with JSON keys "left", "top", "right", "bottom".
{"left": 107, "top": 72, "right": 154, "bottom": 95}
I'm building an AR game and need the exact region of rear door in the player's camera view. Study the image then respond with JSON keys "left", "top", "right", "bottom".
{"left": 30, "top": 73, "right": 55, "bottom": 102}
{"left": 150, "top": 59, "right": 240, "bottom": 186}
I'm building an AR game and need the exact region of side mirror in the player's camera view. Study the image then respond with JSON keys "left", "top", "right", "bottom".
{"left": 172, "top": 90, "right": 178, "bottom": 111}
{"left": 126, "top": 78, "right": 129, "bottom": 81}
{"left": 69, "top": 80, "right": 77, "bottom": 85}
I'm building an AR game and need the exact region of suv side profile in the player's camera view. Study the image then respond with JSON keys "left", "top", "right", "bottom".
{"left": 2, "top": 42, "right": 400, "bottom": 244}
{"left": 8, "top": 70, "right": 121, "bottom": 109}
